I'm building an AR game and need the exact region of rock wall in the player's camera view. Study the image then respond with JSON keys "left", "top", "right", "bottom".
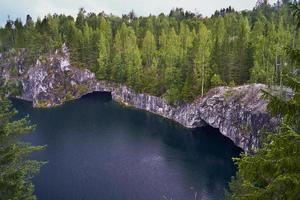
{"left": 110, "top": 84, "right": 279, "bottom": 152}
{"left": 0, "top": 45, "right": 280, "bottom": 152}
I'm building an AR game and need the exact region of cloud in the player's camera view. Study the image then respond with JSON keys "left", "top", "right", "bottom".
{"left": 0, "top": 0, "right": 278, "bottom": 26}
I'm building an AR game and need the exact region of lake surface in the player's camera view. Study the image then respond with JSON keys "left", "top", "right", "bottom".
{"left": 13, "top": 93, "right": 241, "bottom": 200}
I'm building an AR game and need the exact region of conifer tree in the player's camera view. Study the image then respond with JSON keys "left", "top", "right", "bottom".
{"left": 161, "top": 28, "right": 182, "bottom": 101}
{"left": 0, "top": 89, "right": 45, "bottom": 200}
{"left": 96, "top": 31, "right": 109, "bottom": 80}
{"left": 111, "top": 31, "right": 126, "bottom": 83}
{"left": 211, "top": 17, "right": 226, "bottom": 81}
{"left": 181, "top": 72, "right": 196, "bottom": 102}
{"left": 99, "top": 17, "right": 112, "bottom": 58}
{"left": 179, "top": 22, "right": 194, "bottom": 77}
{"left": 75, "top": 8, "right": 86, "bottom": 32}
{"left": 250, "top": 14, "right": 270, "bottom": 83}
{"left": 235, "top": 16, "right": 251, "bottom": 84}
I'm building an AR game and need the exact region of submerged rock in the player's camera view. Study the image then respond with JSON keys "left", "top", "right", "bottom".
{"left": 0, "top": 45, "right": 280, "bottom": 152}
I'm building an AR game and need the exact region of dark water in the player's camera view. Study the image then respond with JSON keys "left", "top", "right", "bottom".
{"left": 13, "top": 93, "right": 241, "bottom": 200}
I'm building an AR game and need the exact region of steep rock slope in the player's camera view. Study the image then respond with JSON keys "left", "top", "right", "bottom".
{"left": 0, "top": 46, "right": 279, "bottom": 152}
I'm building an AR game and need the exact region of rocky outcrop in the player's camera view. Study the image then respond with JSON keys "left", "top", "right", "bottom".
{"left": 0, "top": 45, "right": 280, "bottom": 152}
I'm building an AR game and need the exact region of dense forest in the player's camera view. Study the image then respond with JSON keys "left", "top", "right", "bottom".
{"left": 0, "top": 0, "right": 299, "bottom": 103}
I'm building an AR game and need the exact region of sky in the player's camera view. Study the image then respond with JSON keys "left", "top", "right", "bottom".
{"left": 0, "top": 0, "right": 278, "bottom": 26}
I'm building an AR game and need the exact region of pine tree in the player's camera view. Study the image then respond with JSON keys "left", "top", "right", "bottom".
{"left": 0, "top": 89, "right": 45, "bottom": 200}
{"left": 111, "top": 23, "right": 143, "bottom": 90}
{"left": 274, "top": 17, "right": 292, "bottom": 87}
{"left": 235, "top": 16, "right": 251, "bottom": 84}
{"left": 141, "top": 57, "right": 160, "bottom": 95}
{"left": 111, "top": 31, "right": 126, "bottom": 83}
{"left": 160, "top": 28, "right": 182, "bottom": 100}
{"left": 111, "top": 51, "right": 125, "bottom": 83}
{"left": 179, "top": 22, "right": 194, "bottom": 78}
{"left": 181, "top": 72, "right": 196, "bottom": 102}
{"left": 222, "top": 12, "right": 240, "bottom": 84}
{"left": 161, "top": 28, "right": 181, "bottom": 70}
{"left": 124, "top": 26, "right": 143, "bottom": 90}
{"left": 211, "top": 17, "right": 226, "bottom": 82}
{"left": 82, "top": 23, "right": 93, "bottom": 67}
{"left": 127, "top": 47, "right": 143, "bottom": 91}
{"left": 227, "top": 125, "right": 300, "bottom": 200}
{"left": 75, "top": 8, "right": 86, "bottom": 32}
{"left": 99, "top": 17, "right": 112, "bottom": 59}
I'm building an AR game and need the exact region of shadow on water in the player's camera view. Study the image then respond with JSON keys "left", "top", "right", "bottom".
{"left": 12, "top": 92, "right": 242, "bottom": 200}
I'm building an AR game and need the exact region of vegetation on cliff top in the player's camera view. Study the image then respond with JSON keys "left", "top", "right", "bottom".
{"left": 1, "top": 0, "right": 300, "bottom": 104}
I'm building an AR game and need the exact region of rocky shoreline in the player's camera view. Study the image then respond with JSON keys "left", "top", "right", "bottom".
{"left": 0, "top": 45, "right": 280, "bottom": 152}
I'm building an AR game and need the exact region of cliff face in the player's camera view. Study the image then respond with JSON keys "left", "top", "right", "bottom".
{"left": 110, "top": 84, "right": 279, "bottom": 152}
{"left": 0, "top": 45, "right": 279, "bottom": 152}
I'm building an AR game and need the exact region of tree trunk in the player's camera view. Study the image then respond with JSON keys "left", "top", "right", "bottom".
{"left": 201, "top": 53, "right": 204, "bottom": 96}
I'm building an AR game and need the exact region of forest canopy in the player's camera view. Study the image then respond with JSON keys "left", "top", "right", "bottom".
{"left": 0, "top": 0, "right": 299, "bottom": 103}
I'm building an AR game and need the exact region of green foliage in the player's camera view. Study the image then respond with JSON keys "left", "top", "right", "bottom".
{"left": 181, "top": 73, "right": 196, "bottom": 102}
{"left": 142, "top": 30, "right": 156, "bottom": 67}
{"left": 5, "top": 80, "right": 22, "bottom": 97}
{"left": 96, "top": 32, "right": 110, "bottom": 80}
{"left": 227, "top": 125, "right": 300, "bottom": 200}
{"left": 229, "top": 80, "right": 236, "bottom": 87}
{"left": 193, "top": 22, "right": 212, "bottom": 95}
{"left": 75, "top": 84, "right": 89, "bottom": 96}
{"left": 210, "top": 74, "right": 223, "bottom": 87}
{"left": 111, "top": 50, "right": 125, "bottom": 83}
{"left": 265, "top": 47, "right": 300, "bottom": 131}
{"left": 164, "top": 66, "right": 182, "bottom": 92}
{"left": 228, "top": 4, "right": 300, "bottom": 198}
{"left": 0, "top": 2, "right": 299, "bottom": 103}
{"left": 140, "top": 61, "right": 160, "bottom": 95}
{"left": 0, "top": 89, "right": 46, "bottom": 200}
{"left": 165, "top": 87, "right": 181, "bottom": 105}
